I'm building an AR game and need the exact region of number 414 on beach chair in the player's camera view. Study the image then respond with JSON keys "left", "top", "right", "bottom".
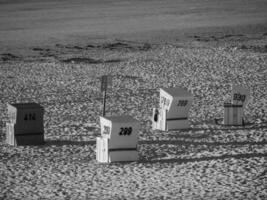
{"left": 6, "top": 103, "right": 44, "bottom": 146}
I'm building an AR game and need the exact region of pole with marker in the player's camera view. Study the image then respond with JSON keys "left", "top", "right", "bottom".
{"left": 101, "top": 75, "right": 112, "bottom": 117}
{"left": 102, "top": 88, "right": 107, "bottom": 116}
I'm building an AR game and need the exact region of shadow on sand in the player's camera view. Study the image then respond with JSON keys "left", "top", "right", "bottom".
{"left": 191, "top": 125, "right": 267, "bottom": 132}
{"left": 140, "top": 140, "right": 267, "bottom": 146}
{"left": 43, "top": 138, "right": 267, "bottom": 147}
{"left": 44, "top": 139, "right": 95, "bottom": 146}
{"left": 139, "top": 152, "right": 267, "bottom": 164}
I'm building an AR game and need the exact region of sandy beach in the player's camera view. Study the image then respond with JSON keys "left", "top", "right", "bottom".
{"left": 0, "top": 0, "right": 267, "bottom": 199}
